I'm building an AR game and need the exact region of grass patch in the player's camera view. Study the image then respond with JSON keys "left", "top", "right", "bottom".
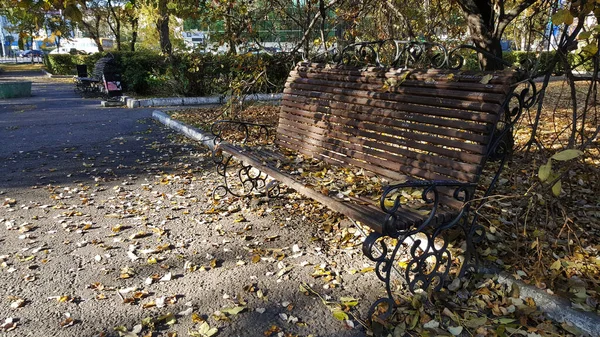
{"left": 1, "top": 63, "right": 44, "bottom": 72}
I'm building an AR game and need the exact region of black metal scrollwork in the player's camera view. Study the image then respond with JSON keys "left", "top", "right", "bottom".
{"left": 460, "top": 78, "right": 539, "bottom": 276}
{"left": 363, "top": 181, "right": 476, "bottom": 319}
{"left": 329, "top": 40, "right": 528, "bottom": 71}
{"left": 210, "top": 120, "right": 278, "bottom": 199}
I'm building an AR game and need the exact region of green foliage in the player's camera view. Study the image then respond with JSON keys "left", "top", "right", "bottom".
{"left": 45, "top": 51, "right": 298, "bottom": 96}
{"left": 44, "top": 54, "right": 87, "bottom": 75}
{"left": 537, "top": 149, "right": 584, "bottom": 197}
{"left": 502, "top": 51, "right": 595, "bottom": 74}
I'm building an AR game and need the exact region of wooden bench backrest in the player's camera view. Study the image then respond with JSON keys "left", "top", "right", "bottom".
{"left": 275, "top": 62, "right": 518, "bottom": 185}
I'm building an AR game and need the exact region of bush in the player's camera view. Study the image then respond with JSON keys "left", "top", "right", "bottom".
{"left": 503, "top": 50, "right": 596, "bottom": 75}
{"left": 45, "top": 50, "right": 298, "bottom": 97}
{"left": 169, "top": 52, "right": 297, "bottom": 97}
{"left": 45, "top": 54, "right": 87, "bottom": 75}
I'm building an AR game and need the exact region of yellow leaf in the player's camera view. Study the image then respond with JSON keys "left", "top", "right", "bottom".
{"left": 551, "top": 149, "right": 583, "bottom": 161}
{"left": 578, "top": 31, "right": 593, "bottom": 40}
{"left": 550, "top": 259, "right": 562, "bottom": 270}
{"left": 332, "top": 309, "right": 349, "bottom": 320}
{"left": 538, "top": 159, "right": 552, "bottom": 182}
{"left": 191, "top": 312, "right": 205, "bottom": 323}
{"left": 552, "top": 9, "right": 574, "bottom": 25}
{"left": 234, "top": 215, "right": 246, "bottom": 223}
{"left": 552, "top": 180, "right": 562, "bottom": 197}
{"left": 480, "top": 74, "right": 493, "bottom": 84}
{"left": 582, "top": 44, "right": 599, "bottom": 56}
{"left": 340, "top": 297, "right": 359, "bottom": 307}
{"left": 221, "top": 306, "right": 246, "bottom": 315}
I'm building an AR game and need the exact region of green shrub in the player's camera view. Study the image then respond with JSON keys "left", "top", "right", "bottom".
{"left": 45, "top": 54, "right": 87, "bottom": 75}
{"left": 502, "top": 50, "right": 596, "bottom": 75}
{"left": 169, "top": 52, "right": 297, "bottom": 97}
{"left": 43, "top": 50, "right": 300, "bottom": 97}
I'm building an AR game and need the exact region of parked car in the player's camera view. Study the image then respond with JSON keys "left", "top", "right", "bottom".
{"left": 22, "top": 50, "right": 44, "bottom": 57}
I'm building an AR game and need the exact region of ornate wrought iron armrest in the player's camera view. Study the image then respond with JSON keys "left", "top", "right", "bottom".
{"left": 210, "top": 120, "right": 271, "bottom": 147}
{"left": 379, "top": 180, "right": 477, "bottom": 235}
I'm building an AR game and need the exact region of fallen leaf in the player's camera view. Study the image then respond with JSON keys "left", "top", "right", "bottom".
{"left": 480, "top": 74, "right": 493, "bottom": 84}
{"left": 221, "top": 306, "right": 246, "bottom": 315}
{"left": 59, "top": 317, "right": 75, "bottom": 328}
{"left": 332, "top": 309, "right": 348, "bottom": 321}
{"left": 448, "top": 326, "right": 463, "bottom": 336}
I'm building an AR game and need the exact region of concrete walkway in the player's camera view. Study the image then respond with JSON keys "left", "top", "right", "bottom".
{"left": 0, "top": 70, "right": 155, "bottom": 157}
{"left": 0, "top": 70, "right": 371, "bottom": 337}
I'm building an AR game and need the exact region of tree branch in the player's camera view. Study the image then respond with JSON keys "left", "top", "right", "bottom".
{"left": 383, "top": 0, "right": 415, "bottom": 38}
{"left": 290, "top": 0, "right": 342, "bottom": 55}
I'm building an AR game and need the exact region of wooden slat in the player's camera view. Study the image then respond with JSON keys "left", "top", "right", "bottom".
{"left": 281, "top": 99, "right": 488, "bottom": 143}
{"left": 276, "top": 124, "right": 478, "bottom": 182}
{"left": 276, "top": 117, "right": 480, "bottom": 175}
{"left": 282, "top": 88, "right": 501, "bottom": 124}
{"left": 282, "top": 93, "right": 491, "bottom": 133}
{"left": 280, "top": 107, "right": 486, "bottom": 154}
{"left": 290, "top": 70, "right": 512, "bottom": 95}
{"left": 280, "top": 104, "right": 488, "bottom": 151}
{"left": 277, "top": 124, "right": 477, "bottom": 181}
{"left": 278, "top": 109, "right": 485, "bottom": 164}
{"left": 286, "top": 82, "right": 503, "bottom": 113}
{"left": 296, "top": 62, "right": 518, "bottom": 85}
{"left": 275, "top": 134, "right": 414, "bottom": 182}
{"left": 287, "top": 76, "right": 507, "bottom": 104}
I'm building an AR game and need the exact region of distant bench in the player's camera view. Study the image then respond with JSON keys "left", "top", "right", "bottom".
{"left": 208, "top": 41, "right": 533, "bottom": 318}
{"left": 74, "top": 54, "right": 122, "bottom": 98}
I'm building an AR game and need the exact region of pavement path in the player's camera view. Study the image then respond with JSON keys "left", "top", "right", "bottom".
{"left": 0, "top": 70, "right": 374, "bottom": 337}
{"left": 0, "top": 70, "right": 153, "bottom": 159}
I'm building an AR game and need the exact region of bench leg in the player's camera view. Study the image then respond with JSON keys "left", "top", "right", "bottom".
{"left": 211, "top": 151, "right": 280, "bottom": 199}
{"left": 360, "top": 213, "right": 472, "bottom": 320}
{"left": 458, "top": 217, "right": 486, "bottom": 278}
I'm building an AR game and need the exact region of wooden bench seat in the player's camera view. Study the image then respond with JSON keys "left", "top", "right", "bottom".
{"left": 210, "top": 58, "right": 526, "bottom": 318}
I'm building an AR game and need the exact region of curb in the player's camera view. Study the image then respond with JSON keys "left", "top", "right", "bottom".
{"left": 40, "top": 68, "right": 73, "bottom": 79}
{"left": 129, "top": 93, "right": 282, "bottom": 108}
{"left": 151, "top": 110, "right": 216, "bottom": 151}
{"left": 484, "top": 269, "right": 600, "bottom": 336}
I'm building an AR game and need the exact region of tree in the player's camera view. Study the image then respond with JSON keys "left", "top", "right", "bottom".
{"left": 106, "top": 0, "right": 123, "bottom": 50}
{"left": 1, "top": 2, "right": 45, "bottom": 61}
{"left": 124, "top": 0, "right": 140, "bottom": 51}
{"left": 455, "top": 0, "right": 542, "bottom": 69}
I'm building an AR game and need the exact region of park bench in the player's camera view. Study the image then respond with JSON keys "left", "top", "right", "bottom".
{"left": 74, "top": 54, "right": 122, "bottom": 98}
{"left": 74, "top": 63, "right": 101, "bottom": 94}
{"left": 209, "top": 41, "right": 535, "bottom": 318}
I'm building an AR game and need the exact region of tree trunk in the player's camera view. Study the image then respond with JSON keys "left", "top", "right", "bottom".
{"left": 107, "top": 0, "right": 122, "bottom": 51}
{"left": 459, "top": 1, "right": 504, "bottom": 70}
{"left": 130, "top": 17, "right": 138, "bottom": 52}
{"left": 81, "top": 18, "right": 104, "bottom": 52}
{"left": 156, "top": 0, "right": 171, "bottom": 55}
{"left": 457, "top": 0, "right": 537, "bottom": 70}
{"left": 225, "top": 7, "right": 236, "bottom": 55}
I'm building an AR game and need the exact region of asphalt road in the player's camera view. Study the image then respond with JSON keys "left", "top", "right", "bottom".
{"left": 0, "top": 71, "right": 153, "bottom": 158}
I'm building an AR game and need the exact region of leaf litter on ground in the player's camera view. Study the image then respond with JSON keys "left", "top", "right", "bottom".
{"left": 168, "top": 98, "right": 599, "bottom": 336}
